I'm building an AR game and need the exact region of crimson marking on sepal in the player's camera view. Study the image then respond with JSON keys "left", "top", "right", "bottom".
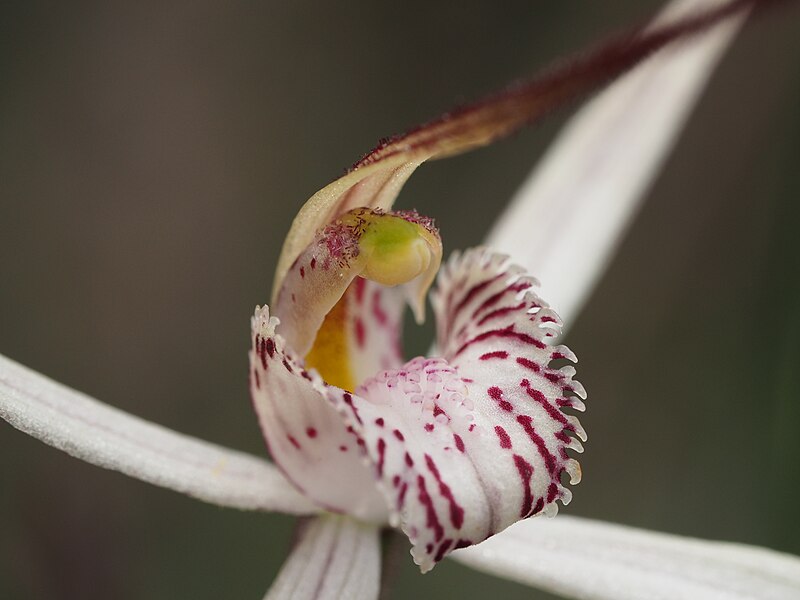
{"left": 522, "top": 382, "right": 571, "bottom": 430}
{"left": 434, "top": 539, "right": 453, "bottom": 563}
{"left": 355, "top": 317, "right": 366, "bottom": 348}
{"left": 265, "top": 337, "right": 275, "bottom": 357}
{"left": 479, "top": 350, "right": 508, "bottom": 361}
{"left": 516, "top": 415, "right": 557, "bottom": 474}
{"left": 342, "top": 392, "right": 363, "bottom": 425}
{"left": 488, "top": 386, "right": 513, "bottom": 412}
{"left": 494, "top": 425, "right": 512, "bottom": 449}
{"left": 471, "top": 281, "right": 532, "bottom": 320}
{"left": 372, "top": 289, "right": 389, "bottom": 326}
{"left": 547, "top": 482, "right": 559, "bottom": 503}
{"left": 253, "top": 369, "right": 260, "bottom": 389}
{"left": 453, "top": 434, "right": 465, "bottom": 453}
{"left": 453, "top": 273, "right": 504, "bottom": 317}
{"left": 455, "top": 327, "right": 545, "bottom": 357}
{"left": 425, "top": 454, "right": 465, "bottom": 529}
{"left": 398, "top": 481, "right": 409, "bottom": 510}
{"left": 306, "top": 427, "right": 317, "bottom": 438}
{"left": 287, "top": 435, "right": 301, "bottom": 450}
{"left": 417, "top": 474, "right": 444, "bottom": 542}
{"left": 405, "top": 452, "right": 414, "bottom": 467}
{"left": 476, "top": 302, "right": 527, "bottom": 326}
{"left": 393, "top": 429, "right": 405, "bottom": 441}
{"left": 377, "top": 438, "right": 387, "bottom": 476}
{"left": 516, "top": 356, "right": 541, "bottom": 373}
{"left": 513, "top": 454, "right": 534, "bottom": 518}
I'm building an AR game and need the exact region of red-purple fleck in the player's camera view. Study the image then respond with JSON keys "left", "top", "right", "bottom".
{"left": 455, "top": 327, "right": 545, "bottom": 357}
{"left": 287, "top": 435, "right": 301, "bottom": 450}
{"left": 339, "top": 445, "right": 348, "bottom": 452}
{"left": 479, "top": 350, "right": 509, "bottom": 361}
{"left": 516, "top": 356, "right": 541, "bottom": 372}
{"left": 488, "top": 386, "right": 513, "bottom": 412}
{"left": 310, "top": 257, "right": 317, "bottom": 269}
{"left": 523, "top": 385, "right": 570, "bottom": 428}
{"left": 253, "top": 369, "right": 260, "bottom": 389}
{"left": 453, "top": 434, "right": 465, "bottom": 453}
{"left": 377, "top": 438, "right": 387, "bottom": 476}
{"left": 405, "top": 452, "right": 414, "bottom": 467}
{"left": 425, "top": 454, "right": 464, "bottom": 529}
{"left": 477, "top": 303, "right": 526, "bottom": 326}
{"left": 517, "top": 415, "right": 557, "bottom": 474}
{"left": 547, "top": 482, "right": 559, "bottom": 503}
{"left": 513, "top": 454, "right": 534, "bottom": 517}
{"left": 434, "top": 539, "right": 453, "bottom": 563}
{"left": 354, "top": 317, "right": 366, "bottom": 348}
{"left": 375, "top": 417, "right": 385, "bottom": 427}
{"left": 398, "top": 481, "right": 409, "bottom": 510}
{"left": 306, "top": 427, "right": 317, "bottom": 438}
{"left": 393, "top": 429, "right": 405, "bottom": 441}
{"left": 299, "top": 267, "right": 305, "bottom": 278}
{"left": 417, "top": 475, "right": 444, "bottom": 542}
{"left": 343, "top": 392, "right": 363, "bottom": 424}
{"left": 265, "top": 337, "right": 275, "bottom": 358}
{"left": 371, "top": 289, "right": 388, "bottom": 325}
{"left": 471, "top": 281, "right": 530, "bottom": 320}
{"left": 494, "top": 425, "right": 512, "bottom": 449}
{"left": 424, "top": 423, "right": 434, "bottom": 432}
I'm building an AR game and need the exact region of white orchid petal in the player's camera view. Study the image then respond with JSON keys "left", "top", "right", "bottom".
{"left": 0, "top": 353, "right": 317, "bottom": 514}
{"left": 487, "top": 0, "right": 745, "bottom": 325}
{"left": 452, "top": 515, "right": 800, "bottom": 600}
{"left": 327, "top": 248, "right": 583, "bottom": 571}
{"left": 264, "top": 516, "right": 381, "bottom": 600}
{"left": 249, "top": 306, "right": 388, "bottom": 522}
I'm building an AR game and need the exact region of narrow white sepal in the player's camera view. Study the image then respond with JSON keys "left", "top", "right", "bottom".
{"left": 486, "top": 0, "right": 744, "bottom": 325}
{"left": 264, "top": 516, "right": 381, "bottom": 600}
{"left": 451, "top": 516, "right": 800, "bottom": 600}
{"left": 0, "top": 353, "right": 319, "bottom": 514}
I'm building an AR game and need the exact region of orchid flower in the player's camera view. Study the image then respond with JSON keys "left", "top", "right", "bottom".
{"left": 2, "top": 0, "right": 799, "bottom": 598}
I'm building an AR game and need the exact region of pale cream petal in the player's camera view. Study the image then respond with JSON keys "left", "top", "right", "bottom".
{"left": 0, "top": 352, "right": 319, "bottom": 514}
{"left": 264, "top": 516, "right": 381, "bottom": 600}
{"left": 487, "top": 0, "right": 745, "bottom": 325}
{"left": 452, "top": 516, "right": 800, "bottom": 600}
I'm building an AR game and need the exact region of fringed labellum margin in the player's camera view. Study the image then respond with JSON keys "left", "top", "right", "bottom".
{"left": 251, "top": 208, "right": 586, "bottom": 571}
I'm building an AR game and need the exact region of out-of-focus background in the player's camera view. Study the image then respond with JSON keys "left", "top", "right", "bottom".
{"left": 1, "top": 1, "right": 798, "bottom": 598}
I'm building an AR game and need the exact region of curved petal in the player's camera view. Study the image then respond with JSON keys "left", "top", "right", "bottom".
{"left": 264, "top": 516, "right": 381, "bottom": 600}
{"left": 326, "top": 248, "right": 584, "bottom": 571}
{"left": 451, "top": 516, "right": 800, "bottom": 600}
{"left": 487, "top": 0, "right": 746, "bottom": 325}
{"left": 249, "top": 306, "right": 387, "bottom": 522}
{"left": 0, "top": 352, "right": 317, "bottom": 514}
{"left": 272, "top": 0, "right": 754, "bottom": 300}
{"left": 275, "top": 208, "right": 440, "bottom": 360}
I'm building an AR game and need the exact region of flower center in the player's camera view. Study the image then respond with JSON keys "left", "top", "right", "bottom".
{"left": 274, "top": 208, "right": 442, "bottom": 390}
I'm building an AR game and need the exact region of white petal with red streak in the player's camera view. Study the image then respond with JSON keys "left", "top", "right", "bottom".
{"left": 249, "top": 306, "right": 387, "bottom": 522}
{"left": 326, "top": 247, "right": 584, "bottom": 571}
{"left": 346, "top": 278, "right": 406, "bottom": 385}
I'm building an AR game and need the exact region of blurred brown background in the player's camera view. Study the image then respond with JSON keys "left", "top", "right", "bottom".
{"left": 1, "top": 1, "right": 799, "bottom": 598}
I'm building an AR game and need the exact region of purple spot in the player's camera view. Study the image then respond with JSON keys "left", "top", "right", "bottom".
{"left": 513, "top": 454, "right": 534, "bottom": 517}
{"left": 494, "top": 426, "right": 512, "bottom": 449}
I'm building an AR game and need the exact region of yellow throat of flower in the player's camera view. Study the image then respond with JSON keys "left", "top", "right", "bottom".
{"left": 303, "top": 209, "right": 441, "bottom": 391}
